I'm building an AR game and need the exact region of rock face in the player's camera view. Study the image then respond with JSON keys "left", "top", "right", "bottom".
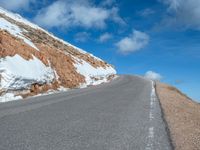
{"left": 0, "top": 7, "right": 116, "bottom": 102}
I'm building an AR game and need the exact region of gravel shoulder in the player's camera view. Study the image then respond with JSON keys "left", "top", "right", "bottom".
{"left": 156, "top": 82, "right": 200, "bottom": 150}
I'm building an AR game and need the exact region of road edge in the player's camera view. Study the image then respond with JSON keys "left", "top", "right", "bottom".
{"left": 154, "top": 82, "right": 175, "bottom": 150}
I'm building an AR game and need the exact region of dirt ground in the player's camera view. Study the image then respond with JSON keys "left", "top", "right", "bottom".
{"left": 156, "top": 82, "right": 200, "bottom": 150}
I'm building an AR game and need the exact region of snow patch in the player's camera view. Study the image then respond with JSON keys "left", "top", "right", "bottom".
{"left": 57, "top": 86, "right": 69, "bottom": 92}
{"left": 0, "top": 93, "right": 22, "bottom": 103}
{"left": 33, "top": 86, "right": 69, "bottom": 98}
{"left": 0, "top": 17, "right": 39, "bottom": 51}
{"left": 0, "top": 54, "right": 55, "bottom": 90}
{"left": 74, "top": 59, "right": 116, "bottom": 87}
{"left": 0, "top": 7, "right": 40, "bottom": 30}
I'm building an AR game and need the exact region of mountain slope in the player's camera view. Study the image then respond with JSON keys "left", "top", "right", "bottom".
{"left": 0, "top": 7, "right": 116, "bottom": 102}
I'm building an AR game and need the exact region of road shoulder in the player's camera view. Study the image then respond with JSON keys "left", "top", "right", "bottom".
{"left": 156, "top": 82, "right": 200, "bottom": 150}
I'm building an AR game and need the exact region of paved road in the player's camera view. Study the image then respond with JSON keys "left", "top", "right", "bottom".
{"left": 0, "top": 75, "right": 172, "bottom": 150}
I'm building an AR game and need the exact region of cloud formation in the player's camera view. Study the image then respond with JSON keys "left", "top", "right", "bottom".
{"left": 101, "top": 0, "right": 116, "bottom": 7}
{"left": 74, "top": 32, "right": 90, "bottom": 42}
{"left": 109, "top": 7, "right": 126, "bottom": 25}
{"left": 34, "top": 0, "right": 124, "bottom": 29}
{"left": 139, "top": 8, "right": 155, "bottom": 17}
{"left": 144, "top": 71, "right": 162, "bottom": 81}
{"left": 0, "top": 0, "right": 35, "bottom": 11}
{"left": 160, "top": 0, "right": 200, "bottom": 30}
{"left": 99, "top": 33, "right": 112, "bottom": 42}
{"left": 116, "top": 30, "right": 149, "bottom": 54}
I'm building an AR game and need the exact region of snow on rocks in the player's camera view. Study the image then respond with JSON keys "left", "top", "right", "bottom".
{"left": 0, "top": 7, "right": 101, "bottom": 58}
{"left": 0, "top": 17, "right": 39, "bottom": 51}
{"left": 0, "top": 93, "right": 22, "bottom": 103}
{"left": 0, "top": 7, "right": 40, "bottom": 30}
{"left": 74, "top": 59, "right": 116, "bottom": 87}
{"left": 0, "top": 54, "right": 55, "bottom": 90}
{"left": 0, "top": 7, "right": 117, "bottom": 102}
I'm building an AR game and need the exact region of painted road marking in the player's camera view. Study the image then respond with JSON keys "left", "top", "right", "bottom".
{"left": 146, "top": 81, "right": 156, "bottom": 150}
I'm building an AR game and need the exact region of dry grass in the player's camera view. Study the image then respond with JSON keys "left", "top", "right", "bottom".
{"left": 156, "top": 82, "right": 200, "bottom": 150}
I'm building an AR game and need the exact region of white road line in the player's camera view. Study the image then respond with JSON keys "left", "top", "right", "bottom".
{"left": 149, "top": 127, "right": 154, "bottom": 138}
{"left": 145, "top": 81, "right": 156, "bottom": 150}
{"left": 149, "top": 111, "right": 154, "bottom": 121}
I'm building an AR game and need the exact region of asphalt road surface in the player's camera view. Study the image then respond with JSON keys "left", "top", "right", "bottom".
{"left": 0, "top": 75, "right": 172, "bottom": 150}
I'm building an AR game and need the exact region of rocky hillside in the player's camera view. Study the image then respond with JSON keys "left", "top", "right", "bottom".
{"left": 0, "top": 7, "right": 116, "bottom": 102}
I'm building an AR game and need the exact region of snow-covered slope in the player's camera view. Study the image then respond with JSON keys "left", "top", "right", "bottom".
{"left": 0, "top": 7, "right": 98, "bottom": 56}
{"left": 0, "top": 7, "right": 116, "bottom": 102}
{"left": 0, "top": 17, "right": 39, "bottom": 51}
{"left": 0, "top": 55, "right": 55, "bottom": 90}
{"left": 74, "top": 59, "right": 116, "bottom": 87}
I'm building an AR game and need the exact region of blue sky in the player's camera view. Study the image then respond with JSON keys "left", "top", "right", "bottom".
{"left": 0, "top": 0, "right": 199, "bottom": 101}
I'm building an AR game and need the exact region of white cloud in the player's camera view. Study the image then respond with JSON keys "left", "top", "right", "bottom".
{"left": 110, "top": 7, "right": 126, "bottom": 25}
{"left": 139, "top": 8, "right": 155, "bottom": 17}
{"left": 99, "top": 33, "right": 112, "bottom": 42}
{"left": 160, "top": 0, "right": 182, "bottom": 10}
{"left": 0, "top": 0, "right": 35, "bottom": 11}
{"left": 71, "top": 5, "right": 109, "bottom": 29}
{"left": 116, "top": 30, "right": 149, "bottom": 54}
{"left": 101, "top": 0, "right": 116, "bottom": 7}
{"left": 34, "top": 1, "right": 67, "bottom": 28}
{"left": 74, "top": 32, "right": 90, "bottom": 42}
{"left": 160, "top": 0, "right": 200, "bottom": 30}
{"left": 144, "top": 71, "right": 162, "bottom": 81}
{"left": 34, "top": 0, "right": 124, "bottom": 29}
